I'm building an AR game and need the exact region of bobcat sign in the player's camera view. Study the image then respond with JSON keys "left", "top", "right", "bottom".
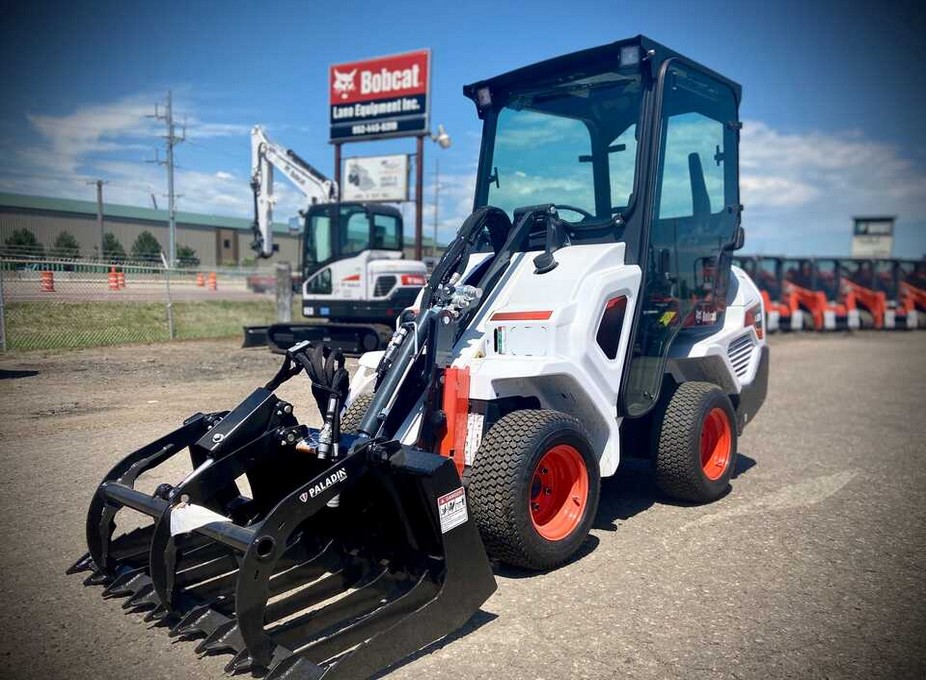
{"left": 329, "top": 49, "right": 430, "bottom": 142}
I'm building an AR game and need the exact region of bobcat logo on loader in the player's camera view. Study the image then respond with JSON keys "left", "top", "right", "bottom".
{"left": 332, "top": 69, "right": 357, "bottom": 100}
{"left": 300, "top": 468, "right": 348, "bottom": 502}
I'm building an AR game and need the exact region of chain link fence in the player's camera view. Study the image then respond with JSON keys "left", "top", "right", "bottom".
{"left": 0, "top": 257, "right": 283, "bottom": 351}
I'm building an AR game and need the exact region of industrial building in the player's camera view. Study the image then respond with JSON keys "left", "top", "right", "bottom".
{"left": 0, "top": 192, "right": 439, "bottom": 267}
{"left": 0, "top": 192, "right": 299, "bottom": 267}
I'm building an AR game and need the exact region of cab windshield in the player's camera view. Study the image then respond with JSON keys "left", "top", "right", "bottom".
{"left": 486, "top": 72, "right": 644, "bottom": 223}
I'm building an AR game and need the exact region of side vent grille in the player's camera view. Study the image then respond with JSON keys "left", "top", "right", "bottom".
{"left": 373, "top": 275, "right": 397, "bottom": 297}
{"left": 727, "top": 333, "right": 755, "bottom": 378}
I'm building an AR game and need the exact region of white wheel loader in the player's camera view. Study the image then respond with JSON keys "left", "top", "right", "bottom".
{"left": 70, "top": 36, "right": 767, "bottom": 678}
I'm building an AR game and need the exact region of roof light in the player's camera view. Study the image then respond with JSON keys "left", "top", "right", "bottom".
{"left": 476, "top": 86, "right": 492, "bottom": 108}
{"left": 619, "top": 45, "right": 641, "bottom": 67}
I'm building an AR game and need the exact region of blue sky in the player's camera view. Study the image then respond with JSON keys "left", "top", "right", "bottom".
{"left": 1, "top": 0, "right": 924, "bottom": 257}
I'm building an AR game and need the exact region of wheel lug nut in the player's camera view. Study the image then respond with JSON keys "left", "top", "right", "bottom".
{"left": 544, "top": 487, "right": 552, "bottom": 495}
{"left": 531, "top": 502, "right": 540, "bottom": 511}
{"left": 541, "top": 467, "right": 549, "bottom": 474}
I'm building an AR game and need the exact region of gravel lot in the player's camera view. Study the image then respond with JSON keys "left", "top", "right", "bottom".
{"left": 0, "top": 332, "right": 923, "bottom": 680}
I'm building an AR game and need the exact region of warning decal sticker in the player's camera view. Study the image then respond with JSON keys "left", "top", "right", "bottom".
{"left": 437, "top": 487, "right": 468, "bottom": 534}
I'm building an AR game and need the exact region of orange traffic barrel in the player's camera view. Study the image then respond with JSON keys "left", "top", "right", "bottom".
{"left": 196, "top": 272, "right": 205, "bottom": 287}
{"left": 40, "top": 270, "right": 55, "bottom": 293}
{"left": 108, "top": 267, "right": 119, "bottom": 290}
{"left": 117, "top": 271, "right": 126, "bottom": 288}
{"left": 208, "top": 272, "right": 218, "bottom": 291}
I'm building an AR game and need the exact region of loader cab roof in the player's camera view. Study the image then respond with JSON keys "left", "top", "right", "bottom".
{"left": 463, "top": 35, "right": 742, "bottom": 114}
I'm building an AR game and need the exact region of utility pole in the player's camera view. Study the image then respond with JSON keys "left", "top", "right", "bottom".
{"left": 433, "top": 158, "right": 440, "bottom": 257}
{"left": 87, "top": 179, "right": 108, "bottom": 259}
{"left": 149, "top": 91, "right": 185, "bottom": 266}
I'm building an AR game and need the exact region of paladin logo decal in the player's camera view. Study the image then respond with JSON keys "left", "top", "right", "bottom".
{"left": 332, "top": 69, "right": 357, "bottom": 100}
{"left": 300, "top": 469, "right": 348, "bottom": 502}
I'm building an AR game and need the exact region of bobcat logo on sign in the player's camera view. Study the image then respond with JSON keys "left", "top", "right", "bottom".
{"left": 333, "top": 69, "right": 357, "bottom": 99}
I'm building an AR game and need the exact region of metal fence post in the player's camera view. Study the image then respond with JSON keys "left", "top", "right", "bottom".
{"left": 164, "top": 263, "right": 175, "bottom": 340}
{"left": 276, "top": 262, "right": 293, "bottom": 323}
{"left": 0, "top": 265, "right": 7, "bottom": 352}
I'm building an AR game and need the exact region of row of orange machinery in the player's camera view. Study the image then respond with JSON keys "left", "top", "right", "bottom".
{"left": 732, "top": 256, "right": 926, "bottom": 331}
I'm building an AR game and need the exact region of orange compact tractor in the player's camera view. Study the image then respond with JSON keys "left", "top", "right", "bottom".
{"left": 882, "top": 259, "right": 923, "bottom": 329}
{"left": 781, "top": 258, "right": 827, "bottom": 330}
{"left": 837, "top": 258, "right": 888, "bottom": 329}
{"left": 734, "top": 255, "right": 798, "bottom": 331}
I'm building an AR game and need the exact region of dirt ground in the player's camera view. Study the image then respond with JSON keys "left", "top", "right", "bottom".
{"left": 0, "top": 333, "right": 924, "bottom": 679}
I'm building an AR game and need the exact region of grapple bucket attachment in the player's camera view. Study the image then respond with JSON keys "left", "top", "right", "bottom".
{"left": 69, "top": 349, "right": 496, "bottom": 678}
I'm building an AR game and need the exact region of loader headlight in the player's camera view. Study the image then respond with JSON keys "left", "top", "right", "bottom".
{"left": 476, "top": 86, "right": 492, "bottom": 108}
{"left": 619, "top": 45, "right": 642, "bottom": 67}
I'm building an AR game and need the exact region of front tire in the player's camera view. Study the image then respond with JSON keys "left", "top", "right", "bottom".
{"left": 340, "top": 392, "right": 373, "bottom": 434}
{"left": 469, "top": 410, "right": 601, "bottom": 570}
{"left": 654, "top": 382, "right": 737, "bottom": 503}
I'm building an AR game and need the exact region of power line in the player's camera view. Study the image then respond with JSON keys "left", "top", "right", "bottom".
{"left": 147, "top": 91, "right": 185, "bottom": 266}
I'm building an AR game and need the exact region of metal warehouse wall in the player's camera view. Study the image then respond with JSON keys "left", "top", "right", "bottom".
{"left": 0, "top": 208, "right": 300, "bottom": 267}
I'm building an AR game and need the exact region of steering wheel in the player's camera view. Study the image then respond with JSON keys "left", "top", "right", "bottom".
{"left": 553, "top": 204, "right": 595, "bottom": 223}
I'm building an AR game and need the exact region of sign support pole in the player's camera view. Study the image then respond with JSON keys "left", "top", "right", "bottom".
{"left": 414, "top": 134, "right": 425, "bottom": 261}
{"left": 334, "top": 143, "right": 342, "bottom": 200}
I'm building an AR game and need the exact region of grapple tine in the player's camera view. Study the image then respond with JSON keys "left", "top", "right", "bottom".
{"left": 101, "top": 568, "right": 150, "bottom": 599}
{"left": 83, "top": 569, "right": 110, "bottom": 587}
{"left": 143, "top": 604, "right": 170, "bottom": 624}
{"left": 122, "top": 583, "right": 159, "bottom": 611}
{"left": 224, "top": 649, "right": 254, "bottom": 675}
{"left": 264, "top": 654, "right": 325, "bottom": 680}
{"left": 170, "top": 606, "right": 233, "bottom": 641}
{"left": 66, "top": 552, "right": 95, "bottom": 576}
{"left": 195, "top": 620, "right": 243, "bottom": 657}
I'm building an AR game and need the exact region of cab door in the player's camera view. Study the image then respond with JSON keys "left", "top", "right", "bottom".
{"left": 622, "top": 61, "right": 741, "bottom": 418}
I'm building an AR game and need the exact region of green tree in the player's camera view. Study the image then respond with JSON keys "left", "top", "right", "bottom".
{"left": 3, "top": 228, "right": 44, "bottom": 258}
{"left": 51, "top": 231, "right": 81, "bottom": 259}
{"left": 176, "top": 244, "right": 200, "bottom": 268}
{"left": 102, "top": 232, "right": 127, "bottom": 263}
{"left": 130, "top": 230, "right": 162, "bottom": 262}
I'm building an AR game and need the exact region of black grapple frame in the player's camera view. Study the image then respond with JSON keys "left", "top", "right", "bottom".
{"left": 68, "top": 257, "right": 499, "bottom": 678}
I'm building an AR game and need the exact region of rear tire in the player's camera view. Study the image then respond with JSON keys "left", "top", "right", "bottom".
{"left": 469, "top": 410, "right": 600, "bottom": 570}
{"left": 654, "top": 382, "right": 737, "bottom": 503}
{"left": 340, "top": 392, "right": 373, "bottom": 434}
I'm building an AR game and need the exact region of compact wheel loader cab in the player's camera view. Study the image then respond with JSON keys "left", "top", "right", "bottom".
{"left": 70, "top": 36, "right": 767, "bottom": 679}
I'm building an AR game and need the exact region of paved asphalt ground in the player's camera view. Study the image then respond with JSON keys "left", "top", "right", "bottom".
{"left": 0, "top": 332, "right": 923, "bottom": 679}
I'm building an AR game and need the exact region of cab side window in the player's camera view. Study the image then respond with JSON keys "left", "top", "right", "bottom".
{"left": 623, "top": 62, "right": 740, "bottom": 418}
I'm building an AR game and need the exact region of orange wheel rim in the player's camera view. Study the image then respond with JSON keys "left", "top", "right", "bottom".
{"left": 700, "top": 407, "right": 732, "bottom": 481}
{"left": 529, "top": 444, "right": 589, "bottom": 541}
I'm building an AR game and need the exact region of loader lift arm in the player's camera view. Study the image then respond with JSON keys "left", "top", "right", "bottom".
{"left": 250, "top": 125, "right": 339, "bottom": 258}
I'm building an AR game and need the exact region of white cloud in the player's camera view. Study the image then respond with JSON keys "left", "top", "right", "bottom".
{"left": 739, "top": 120, "right": 926, "bottom": 252}
{"left": 0, "top": 92, "right": 263, "bottom": 220}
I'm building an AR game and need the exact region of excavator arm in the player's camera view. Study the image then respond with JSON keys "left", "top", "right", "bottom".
{"left": 250, "top": 125, "right": 340, "bottom": 258}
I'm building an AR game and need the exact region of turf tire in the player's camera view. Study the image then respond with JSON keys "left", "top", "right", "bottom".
{"left": 468, "top": 409, "right": 600, "bottom": 570}
{"left": 340, "top": 392, "right": 373, "bottom": 434}
{"left": 654, "top": 381, "right": 737, "bottom": 503}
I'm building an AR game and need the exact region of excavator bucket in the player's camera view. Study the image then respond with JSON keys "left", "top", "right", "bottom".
{"left": 68, "top": 345, "right": 496, "bottom": 678}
